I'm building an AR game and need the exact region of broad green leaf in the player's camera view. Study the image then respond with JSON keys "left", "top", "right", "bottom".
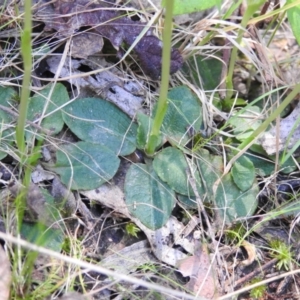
{"left": 250, "top": 143, "right": 271, "bottom": 156}
{"left": 136, "top": 112, "right": 162, "bottom": 150}
{"left": 159, "top": 86, "right": 202, "bottom": 146}
{"left": 228, "top": 106, "right": 262, "bottom": 140}
{"left": 27, "top": 83, "right": 68, "bottom": 138}
{"left": 246, "top": 150, "right": 297, "bottom": 176}
{"left": 0, "top": 124, "right": 14, "bottom": 160}
{"left": 196, "top": 149, "right": 258, "bottom": 223}
{"left": 232, "top": 155, "right": 255, "bottom": 192}
{"left": 63, "top": 98, "right": 137, "bottom": 156}
{"left": 196, "top": 148, "right": 224, "bottom": 196}
{"left": 153, "top": 147, "right": 201, "bottom": 196}
{"left": 125, "top": 163, "right": 175, "bottom": 230}
{"left": 183, "top": 56, "right": 223, "bottom": 91}
{"left": 51, "top": 141, "right": 120, "bottom": 190}
{"left": 0, "top": 87, "right": 17, "bottom": 159}
{"left": 278, "top": 154, "right": 297, "bottom": 174}
{"left": 162, "top": 0, "right": 221, "bottom": 15}
{"left": 245, "top": 152, "right": 276, "bottom": 176}
{"left": 177, "top": 194, "right": 198, "bottom": 209}
{"left": 287, "top": 1, "right": 300, "bottom": 45}
{"left": 0, "top": 86, "right": 17, "bottom": 109}
{"left": 215, "top": 174, "right": 258, "bottom": 224}
{"left": 178, "top": 149, "right": 224, "bottom": 209}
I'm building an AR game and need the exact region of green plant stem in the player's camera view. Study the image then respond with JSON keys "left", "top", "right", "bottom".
{"left": 16, "top": 0, "right": 32, "bottom": 156}
{"left": 225, "top": 0, "right": 265, "bottom": 100}
{"left": 145, "top": 0, "right": 174, "bottom": 155}
{"left": 15, "top": 0, "right": 32, "bottom": 238}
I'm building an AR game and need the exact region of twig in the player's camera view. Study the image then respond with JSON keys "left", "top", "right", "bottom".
{"left": 234, "top": 257, "right": 278, "bottom": 288}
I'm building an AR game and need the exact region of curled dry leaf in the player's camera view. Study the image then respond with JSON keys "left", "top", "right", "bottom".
{"left": 240, "top": 240, "right": 257, "bottom": 266}
{"left": 35, "top": 0, "right": 183, "bottom": 79}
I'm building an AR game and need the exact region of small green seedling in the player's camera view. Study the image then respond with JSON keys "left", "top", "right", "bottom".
{"left": 249, "top": 277, "right": 267, "bottom": 299}
{"left": 125, "top": 222, "right": 140, "bottom": 238}
{"left": 269, "top": 239, "right": 293, "bottom": 271}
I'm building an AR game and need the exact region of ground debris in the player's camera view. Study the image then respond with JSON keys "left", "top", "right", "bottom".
{"left": 260, "top": 102, "right": 300, "bottom": 155}
{"left": 46, "top": 55, "right": 145, "bottom": 117}
{"left": 57, "top": 292, "right": 90, "bottom": 300}
{"left": 35, "top": 0, "right": 183, "bottom": 79}
{"left": 100, "top": 240, "right": 156, "bottom": 274}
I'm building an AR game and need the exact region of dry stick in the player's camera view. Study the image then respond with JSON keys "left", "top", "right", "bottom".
{"left": 0, "top": 104, "right": 53, "bottom": 135}
{"left": 234, "top": 257, "right": 278, "bottom": 288}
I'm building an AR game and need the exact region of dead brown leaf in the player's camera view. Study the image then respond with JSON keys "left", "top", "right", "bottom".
{"left": 177, "top": 244, "right": 218, "bottom": 299}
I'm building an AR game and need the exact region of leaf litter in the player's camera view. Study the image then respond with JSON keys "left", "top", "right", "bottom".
{"left": 34, "top": 0, "right": 183, "bottom": 79}
{"left": 46, "top": 55, "right": 145, "bottom": 117}
{"left": 2, "top": 0, "right": 300, "bottom": 299}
